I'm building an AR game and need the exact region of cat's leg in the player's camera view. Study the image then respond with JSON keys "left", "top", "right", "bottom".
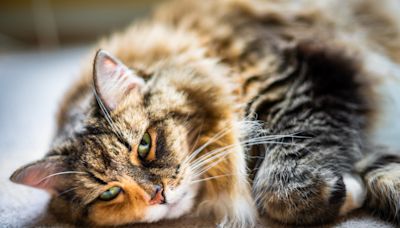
{"left": 339, "top": 173, "right": 366, "bottom": 216}
{"left": 249, "top": 42, "right": 372, "bottom": 225}
{"left": 252, "top": 144, "right": 366, "bottom": 224}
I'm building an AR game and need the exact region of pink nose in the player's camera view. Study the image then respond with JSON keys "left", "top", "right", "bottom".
{"left": 149, "top": 187, "right": 165, "bottom": 205}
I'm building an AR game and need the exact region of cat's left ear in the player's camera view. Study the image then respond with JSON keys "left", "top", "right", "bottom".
{"left": 93, "top": 49, "right": 145, "bottom": 110}
{"left": 9, "top": 156, "right": 68, "bottom": 194}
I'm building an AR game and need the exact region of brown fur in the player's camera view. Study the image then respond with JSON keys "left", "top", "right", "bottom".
{"left": 10, "top": 0, "right": 400, "bottom": 227}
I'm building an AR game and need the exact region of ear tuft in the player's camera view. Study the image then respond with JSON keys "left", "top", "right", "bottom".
{"left": 10, "top": 156, "right": 66, "bottom": 194}
{"left": 93, "top": 49, "right": 145, "bottom": 110}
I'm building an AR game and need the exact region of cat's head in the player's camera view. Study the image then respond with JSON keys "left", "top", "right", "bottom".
{"left": 10, "top": 50, "right": 252, "bottom": 226}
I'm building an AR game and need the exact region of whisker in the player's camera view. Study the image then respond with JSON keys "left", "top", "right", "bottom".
{"left": 190, "top": 173, "right": 235, "bottom": 184}
{"left": 191, "top": 147, "right": 236, "bottom": 173}
{"left": 189, "top": 143, "right": 237, "bottom": 166}
{"left": 183, "top": 120, "right": 309, "bottom": 179}
{"left": 190, "top": 139, "right": 299, "bottom": 171}
{"left": 190, "top": 138, "right": 306, "bottom": 178}
{"left": 185, "top": 118, "right": 309, "bottom": 166}
{"left": 184, "top": 127, "right": 234, "bottom": 164}
{"left": 191, "top": 149, "right": 236, "bottom": 178}
{"left": 247, "top": 155, "right": 264, "bottom": 159}
{"left": 38, "top": 171, "right": 87, "bottom": 184}
{"left": 57, "top": 186, "right": 80, "bottom": 197}
{"left": 189, "top": 135, "right": 263, "bottom": 168}
{"left": 188, "top": 122, "right": 204, "bottom": 156}
{"left": 93, "top": 88, "right": 125, "bottom": 139}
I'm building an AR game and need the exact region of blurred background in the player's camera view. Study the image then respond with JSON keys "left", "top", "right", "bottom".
{"left": 0, "top": 0, "right": 162, "bottom": 52}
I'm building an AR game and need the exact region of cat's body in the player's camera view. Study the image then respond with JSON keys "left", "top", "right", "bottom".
{"left": 10, "top": 0, "right": 400, "bottom": 227}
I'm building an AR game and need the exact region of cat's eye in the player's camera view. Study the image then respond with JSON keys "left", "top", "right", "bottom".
{"left": 99, "top": 186, "right": 121, "bottom": 201}
{"left": 138, "top": 132, "right": 152, "bottom": 159}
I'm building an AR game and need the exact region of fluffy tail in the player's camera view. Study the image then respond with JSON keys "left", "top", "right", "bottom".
{"left": 356, "top": 152, "right": 400, "bottom": 224}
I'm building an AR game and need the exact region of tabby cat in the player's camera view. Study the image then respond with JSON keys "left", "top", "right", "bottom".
{"left": 10, "top": 0, "right": 400, "bottom": 227}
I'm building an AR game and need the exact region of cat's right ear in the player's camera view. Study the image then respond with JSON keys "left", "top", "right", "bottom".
{"left": 93, "top": 49, "right": 145, "bottom": 111}
{"left": 9, "top": 156, "right": 67, "bottom": 194}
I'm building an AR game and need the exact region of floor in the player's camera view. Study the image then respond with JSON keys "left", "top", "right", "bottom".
{"left": 0, "top": 46, "right": 399, "bottom": 227}
{"left": 0, "top": 46, "right": 88, "bottom": 226}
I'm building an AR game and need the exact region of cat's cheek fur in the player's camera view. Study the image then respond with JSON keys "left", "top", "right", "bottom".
{"left": 195, "top": 122, "right": 258, "bottom": 227}
{"left": 164, "top": 180, "right": 198, "bottom": 219}
{"left": 142, "top": 206, "right": 169, "bottom": 223}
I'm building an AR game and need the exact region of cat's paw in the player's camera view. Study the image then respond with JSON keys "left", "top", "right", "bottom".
{"left": 339, "top": 173, "right": 366, "bottom": 215}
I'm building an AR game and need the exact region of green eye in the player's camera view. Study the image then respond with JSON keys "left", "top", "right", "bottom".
{"left": 138, "top": 132, "right": 152, "bottom": 159}
{"left": 99, "top": 186, "right": 121, "bottom": 201}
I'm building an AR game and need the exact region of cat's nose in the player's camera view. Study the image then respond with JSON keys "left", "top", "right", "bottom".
{"left": 149, "top": 185, "right": 165, "bottom": 205}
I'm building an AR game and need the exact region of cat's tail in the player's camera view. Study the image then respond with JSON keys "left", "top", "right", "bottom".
{"left": 355, "top": 151, "right": 400, "bottom": 224}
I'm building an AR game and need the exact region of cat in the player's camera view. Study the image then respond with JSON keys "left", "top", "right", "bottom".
{"left": 9, "top": 0, "right": 400, "bottom": 227}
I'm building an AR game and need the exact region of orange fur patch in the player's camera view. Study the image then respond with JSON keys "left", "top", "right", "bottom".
{"left": 89, "top": 178, "right": 151, "bottom": 226}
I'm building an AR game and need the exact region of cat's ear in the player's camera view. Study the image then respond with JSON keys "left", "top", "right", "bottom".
{"left": 93, "top": 49, "right": 145, "bottom": 110}
{"left": 9, "top": 156, "right": 67, "bottom": 194}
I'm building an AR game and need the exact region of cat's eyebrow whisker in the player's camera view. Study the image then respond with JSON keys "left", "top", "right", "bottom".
{"left": 93, "top": 89, "right": 125, "bottom": 139}
{"left": 81, "top": 187, "right": 103, "bottom": 205}
{"left": 57, "top": 186, "right": 81, "bottom": 197}
{"left": 37, "top": 171, "right": 87, "bottom": 185}
{"left": 190, "top": 173, "right": 236, "bottom": 184}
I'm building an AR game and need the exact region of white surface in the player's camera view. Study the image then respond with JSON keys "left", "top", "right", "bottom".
{"left": 0, "top": 46, "right": 88, "bottom": 227}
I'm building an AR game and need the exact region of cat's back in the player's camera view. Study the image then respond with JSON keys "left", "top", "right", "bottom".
{"left": 56, "top": 0, "right": 400, "bottom": 138}
{"left": 156, "top": 0, "right": 400, "bottom": 62}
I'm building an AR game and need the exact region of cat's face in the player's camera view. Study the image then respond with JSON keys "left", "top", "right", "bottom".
{"left": 70, "top": 108, "right": 197, "bottom": 225}
{"left": 10, "top": 50, "right": 217, "bottom": 226}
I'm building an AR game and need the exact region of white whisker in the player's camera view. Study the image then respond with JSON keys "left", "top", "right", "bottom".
{"left": 190, "top": 139, "right": 299, "bottom": 172}
{"left": 38, "top": 171, "right": 87, "bottom": 184}
{"left": 191, "top": 147, "right": 236, "bottom": 173}
{"left": 93, "top": 88, "right": 125, "bottom": 139}
{"left": 191, "top": 149, "right": 237, "bottom": 178}
{"left": 58, "top": 186, "right": 80, "bottom": 197}
{"left": 191, "top": 173, "right": 235, "bottom": 184}
{"left": 183, "top": 120, "right": 309, "bottom": 182}
{"left": 184, "top": 127, "right": 234, "bottom": 164}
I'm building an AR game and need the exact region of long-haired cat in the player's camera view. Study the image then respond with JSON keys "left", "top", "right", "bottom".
{"left": 10, "top": 0, "right": 400, "bottom": 226}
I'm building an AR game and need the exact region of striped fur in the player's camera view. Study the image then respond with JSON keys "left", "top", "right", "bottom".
{"left": 356, "top": 152, "right": 400, "bottom": 224}
{"left": 9, "top": 0, "right": 400, "bottom": 226}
